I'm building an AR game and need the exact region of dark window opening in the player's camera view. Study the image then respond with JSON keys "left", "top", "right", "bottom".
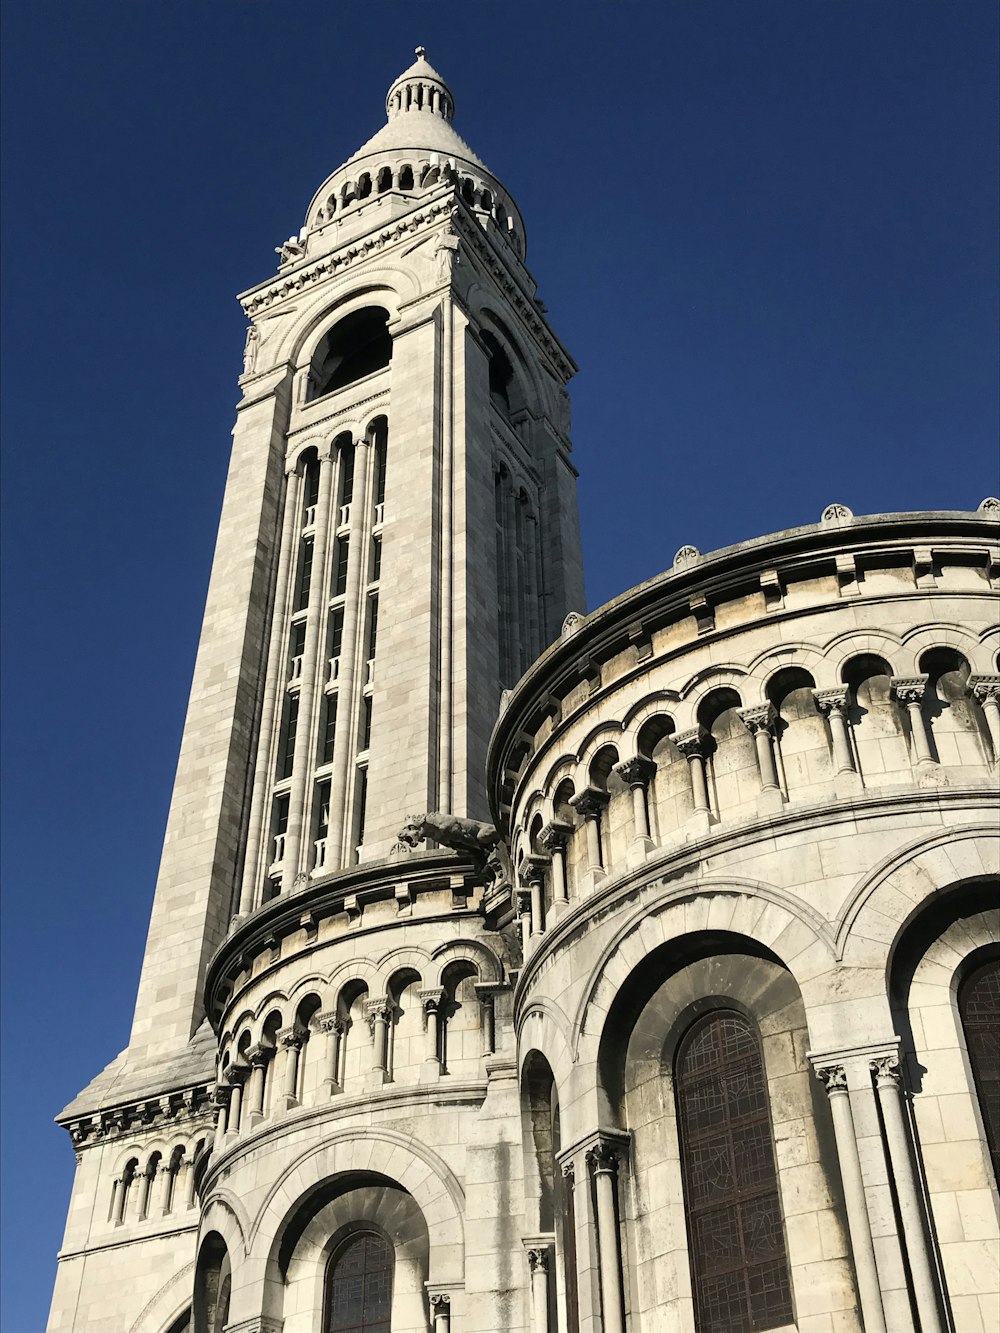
{"left": 311, "top": 308, "right": 392, "bottom": 399}
{"left": 366, "top": 596, "right": 379, "bottom": 659}
{"left": 278, "top": 696, "right": 299, "bottom": 780}
{"left": 959, "top": 957, "right": 1000, "bottom": 1186}
{"left": 398, "top": 165, "right": 414, "bottom": 190}
{"left": 338, "top": 445, "right": 355, "bottom": 510}
{"left": 360, "top": 697, "right": 373, "bottom": 752}
{"left": 481, "top": 330, "right": 515, "bottom": 414}
{"left": 333, "top": 538, "right": 350, "bottom": 598}
{"left": 676, "top": 1011, "right": 793, "bottom": 1333}
{"left": 371, "top": 537, "right": 382, "bottom": 583}
{"left": 321, "top": 697, "right": 338, "bottom": 766}
{"left": 294, "top": 539, "right": 314, "bottom": 611}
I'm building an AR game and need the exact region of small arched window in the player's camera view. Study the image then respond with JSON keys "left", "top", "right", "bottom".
{"left": 675, "top": 1011, "right": 793, "bottom": 1333}
{"left": 324, "top": 1230, "right": 393, "bottom": 1333}
{"left": 959, "top": 957, "right": 1000, "bottom": 1185}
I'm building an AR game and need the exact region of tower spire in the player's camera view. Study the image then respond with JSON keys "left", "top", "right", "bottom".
{"left": 385, "top": 45, "right": 455, "bottom": 121}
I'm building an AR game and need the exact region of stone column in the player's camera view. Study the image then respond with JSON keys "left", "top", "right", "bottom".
{"left": 420, "top": 989, "right": 445, "bottom": 1077}
{"left": 538, "top": 821, "right": 571, "bottom": 906}
{"left": 276, "top": 1028, "right": 304, "bottom": 1111}
{"left": 282, "top": 453, "right": 336, "bottom": 891}
{"left": 156, "top": 1153, "right": 178, "bottom": 1214}
{"left": 366, "top": 999, "right": 392, "bottom": 1084}
{"left": 184, "top": 1154, "right": 198, "bottom": 1210}
{"left": 316, "top": 1013, "right": 344, "bottom": 1097}
{"left": 814, "top": 687, "right": 857, "bottom": 774}
{"left": 891, "top": 675, "right": 935, "bottom": 765}
{"left": 245, "top": 1044, "right": 272, "bottom": 1125}
{"left": 525, "top": 1244, "right": 552, "bottom": 1333}
{"left": 523, "top": 856, "right": 548, "bottom": 938}
{"left": 586, "top": 1141, "right": 625, "bottom": 1333}
{"left": 970, "top": 673, "right": 1000, "bottom": 762}
{"left": 814, "top": 1064, "right": 886, "bottom": 1333}
{"left": 138, "top": 1158, "right": 158, "bottom": 1220}
{"left": 870, "top": 1056, "right": 944, "bottom": 1333}
{"left": 475, "top": 983, "right": 499, "bottom": 1056}
{"left": 224, "top": 1064, "right": 247, "bottom": 1138}
{"left": 570, "top": 788, "right": 609, "bottom": 879}
{"left": 114, "top": 1161, "right": 137, "bottom": 1226}
{"left": 212, "top": 1085, "right": 231, "bottom": 1155}
{"left": 429, "top": 1293, "right": 451, "bottom": 1333}
{"left": 517, "top": 889, "right": 533, "bottom": 958}
{"left": 614, "top": 756, "right": 656, "bottom": 860}
{"left": 739, "top": 703, "right": 782, "bottom": 793}
{"left": 674, "top": 726, "right": 711, "bottom": 816}
{"left": 237, "top": 463, "right": 301, "bottom": 916}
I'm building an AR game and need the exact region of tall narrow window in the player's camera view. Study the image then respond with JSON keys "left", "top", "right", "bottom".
{"left": 327, "top": 606, "right": 345, "bottom": 683}
{"left": 324, "top": 1230, "right": 393, "bottom": 1333}
{"left": 321, "top": 696, "right": 338, "bottom": 766}
{"left": 371, "top": 536, "right": 382, "bottom": 583}
{"left": 289, "top": 620, "right": 306, "bottom": 681}
{"left": 360, "top": 697, "right": 373, "bottom": 752}
{"left": 338, "top": 445, "right": 355, "bottom": 517}
{"left": 303, "top": 457, "right": 320, "bottom": 519}
{"left": 365, "top": 596, "right": 379, "bottom": 662}
{"left": 372, "top": 418, "right": 388, "bottom": 524}
{"left": 295, "top": 539, "right": 314, "bottom": 611}
{"left": 278, "top": 695, "right": 299, "bottom": 780}
{"left": 333, "top": 538, "right": 350, "bottom": 598}
{"left": 959, "top": 957, "right": 1000, "bottom": 1185}
{"left": 354, "top": 769, "right": 369, "bottom": 858}
{"left": 675, "top": 1011, "right": 793, "bottom": 1333}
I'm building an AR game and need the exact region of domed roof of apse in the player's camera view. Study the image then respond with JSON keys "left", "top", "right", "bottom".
{"left": 342, "top": 46, "right": 489, "bottom": 172}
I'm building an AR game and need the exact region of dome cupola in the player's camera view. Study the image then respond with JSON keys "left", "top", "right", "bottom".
{"left": 386, "top": 46, "right": 455, "bottom": 122}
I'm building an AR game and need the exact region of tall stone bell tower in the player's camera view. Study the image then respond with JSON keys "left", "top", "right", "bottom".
{"left": 49, "top": 48, "right": 584, "bottom": 1333}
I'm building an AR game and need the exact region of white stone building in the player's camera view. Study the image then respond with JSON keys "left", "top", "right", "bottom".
{"left": 48, "top": 50, "right": 999, "bottom": 1333}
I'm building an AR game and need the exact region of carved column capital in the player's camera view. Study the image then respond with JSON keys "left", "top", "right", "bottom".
{"left": 315, "top": 1011, "right": 345, "bottom": 1036}
{"left": 613, "top": 756, "right": 656, "bottom": 788}
{"left": 813, "top": 686, "right": 850, "bottom": 716}
{"left": 526, "top": 1245, "right": 551, "bottom": 1273}
{"left": 224, "top": 1063, "right": 249, "bottom": 1087}
{"left": 538, "top": 820, "right": 571, "bottom": 853}
{"left": 520, "top": 853, "right": 549, "bottom": 887}
{"left": 569, "top": 787, "right": 609, "bottom": 821}
{"left": 246, "top": 1043, "right": 274, "bottom": 1068}
{"left": 429, "top": 1292, "right": 452, "bottom": 1310}
{"left": 586, "top": 1139, "right": 621, "bottom": 1176}
{"left": 814, "top": 1063, "right": 848, "bottom": 1094}
{"left": 212, "top": 1083, "right": 232, "bottom": 1108}
{"left": 870, "top": 1054, "right": 902, "bottom": 1088}
{"left": 739, "top": 702, "right": 777, "bottom": 735}
{"left": 969, "top": 672, "right": 1000, "bottom": 704}
{"left": 419, "top": 988, "right": 445, "bottom": 1014}
{"left": 364, "top": 999, "right": 393, "bottom": 1030}
{"left": 277, "top": 1026, "right": 305, "bottom": 1051}
{"left": 673, "top": 725, "right": 708, "bottom": 758}
{"left": 890, "top": 674, "right": 929, "bottom": 706}
{"left": 560, "top": 1157, "right": 576, "bottom": 1181}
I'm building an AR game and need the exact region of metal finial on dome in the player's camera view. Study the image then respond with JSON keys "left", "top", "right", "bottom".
{"left": 415, "top": 45, "right": 427, "bottom": 59}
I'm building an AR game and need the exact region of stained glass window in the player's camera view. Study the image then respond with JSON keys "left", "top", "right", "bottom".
{"left": 675, "top": 1011, "right": 793, "bottom": 1333}
{"left": 324, "top": 1231, "right": 393, "bottom": 1333}
{"left": 959, "top": 957, "right": 1000, "bottom": 1185}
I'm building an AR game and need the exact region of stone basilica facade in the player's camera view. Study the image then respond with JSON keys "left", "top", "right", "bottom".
{"left": 49, "top": 50, "right": 1000, "bottom": 1333}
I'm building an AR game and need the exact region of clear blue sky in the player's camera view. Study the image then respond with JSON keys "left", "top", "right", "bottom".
{"left": 1, "top": 2, "right": 997, "bottom": 1327}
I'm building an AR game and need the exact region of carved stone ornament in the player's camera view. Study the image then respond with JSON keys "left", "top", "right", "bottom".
{"left": 241, "top": 325, "right": 259, "bottom": 376}
{"left": 739, "top": 703, "right": 777, "bottom": 736}
{"left": 821, "top": 502, "right": 854, "bottom": 524}
{"left": 613, "top": 755, "right": 656, "bottom": 788}
{"left": 870, "top": 1054, "right": 902, "bottom": 1087}
{"left": 569, "top": 787, "right": 609, "bottom": 821}
{"left": 398, "top": 811, "right": 500, "bottom": 857}
{"left": 499, "top": 688, "right": 513, "bottom": 712}
{"left": 586, "top": 1140, "right": 620, "bottom": 1174}
{"left": 538, "top": 820, "right": 571, "bottom": 853}
{"left": 672, "top": 544, "right": 700, "bottom": 568}
{"left": 526, "top": 1246, "right": 550, "bottom": 1273}
{"left": 673, "top": 725, "right": 707, "bottom": 758}
{"left": 813, "top": 686, "right": 849, "bottom": 716}
{"left": 560, "top": 610, "right": 585, "bottom": 637}
{"left": 277, "top": 1026, "right": 305, "bottom": 1050}
{"left": 315, "top": 1012, "right": 345, "bottom": 1035}
{"left": 429, "top": 1292, "right": 452, "bottom": 1310}
{"left": 969, "top": 673, "right": 1000, "bottom": 704}
{"left": 815, "top": 1064, "right": 848, "bottom": 1094}
{"left": 890, "top": 674, "right": 929, "bottom": 706}
{"left": 224, "top": 1063, "right": 249, "bottom": 1087}
{"left": 978, "top": 496, "right": 1000, "bottom": 513}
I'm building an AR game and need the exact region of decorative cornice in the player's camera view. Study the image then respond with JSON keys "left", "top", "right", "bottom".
{"left": 61, "top": 1085, "right": 213, "bottom": 1149}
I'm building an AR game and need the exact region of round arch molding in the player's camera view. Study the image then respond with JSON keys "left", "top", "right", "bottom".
{"left": 248, "top": 1126, "right": 466, "bottom": 1283}
{"left": 126, "top": 1261, "right": 194, "bottom": 1333}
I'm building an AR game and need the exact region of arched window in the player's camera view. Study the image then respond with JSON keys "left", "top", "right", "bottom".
{"left": 310, "top": 308, "right": 392, "bottom": 400}
{"left": 324, "top": 1230, "right": 394, "bottom": 1333}
{"left": 959, "top": 957, "right": 1000, "bottom": 1185}
{"left": 675, "top": 1011, "right": 793, "bottom": 1333}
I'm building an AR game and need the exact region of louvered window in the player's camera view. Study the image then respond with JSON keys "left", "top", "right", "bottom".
{"left": 675, "top": 1011, "right": 793, "bottom": 1333}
